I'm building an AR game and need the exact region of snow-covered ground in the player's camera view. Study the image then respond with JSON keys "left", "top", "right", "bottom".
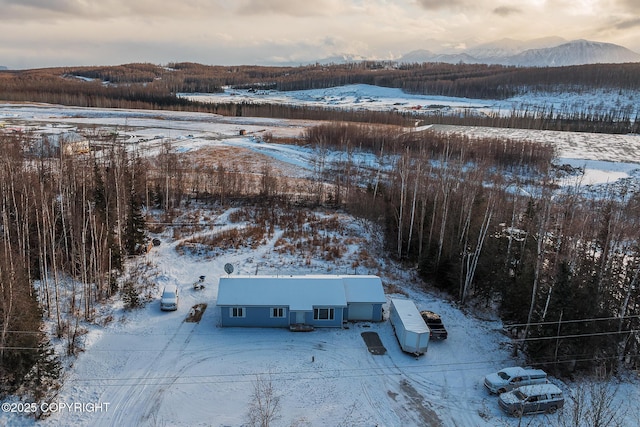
{"left": 2, "top": 83, "right": 640, "bottom": 186}
{"left": 1, "top": 84, "right": 640, "bottom": 426}
{"left": 180, "top": 84, "right": 640, "bottom": 120}
{"left": 30, "top": 215, "right": 523, "bottom": 427}
{"left": 6, "top": 207, "right": 637, "bottom": 427}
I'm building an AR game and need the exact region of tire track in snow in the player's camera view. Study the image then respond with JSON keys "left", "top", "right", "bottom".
{"left": 95, "top": 319, "right": 197, "bottom": 427}
{"left": 138, "top": 345, "right": 213, "bottom": 424}
{"left": 357, "top": 333, "right": 442, "bottom": 427}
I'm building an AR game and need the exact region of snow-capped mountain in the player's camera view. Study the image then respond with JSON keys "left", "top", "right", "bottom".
{"left": 464, "top": 36, "right": 566, "bottom": 62}
{"left": 313, "top": 53, "right": 370, "bottom": 64}
{"left": 504, "top": 39, "right": 640, "bottom": 66}
{"left": 397, "top": 49, "right": 482, "bottom": 64}
{"left": 276, "top": 38, "right": 639, "bottom": 67}
{"left": 399, "top": 38, "right": 640, "bottom": 67}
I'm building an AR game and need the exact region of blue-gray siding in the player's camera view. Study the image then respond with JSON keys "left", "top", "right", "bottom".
{"left": 220, "top": 306, "right": 289, "bottom": 327}
{"left": 345, "top": 303, "right": 384, "bottom": 321}
{"left": 370, "top": 304, "right": 383, "bottom": 321}
{"left": 219, "top": 305, "right": 346, "bottom": 328}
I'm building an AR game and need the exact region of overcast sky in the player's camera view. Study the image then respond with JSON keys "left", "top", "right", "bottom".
{"left": 1, "top": 0, "right": 639, "bottom": 69}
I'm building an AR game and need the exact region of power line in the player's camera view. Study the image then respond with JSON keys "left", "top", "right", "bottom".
{"left": 3, "top": 325, "right": 640, "bottom": 349}
{"left": 22, "top": 353, "right": 640, "bottom": 388}
{"left": 512, "top": 329, "right": 638, "bottom": 343}
{"left": 3, "top": 313, "right": 639, "bottom": 337}
{"left": 5, "top": 325, "right": 636, "bottom": 339}
{"left": 507, "top": 314, "right": 640, "bottom": 328}
{"left": 3, "top": 337, "right": 640, "bottom": 390}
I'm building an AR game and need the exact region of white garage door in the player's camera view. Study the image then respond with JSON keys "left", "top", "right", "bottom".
{"left": 348, "top": 303, "right": 373, "bottom": 320}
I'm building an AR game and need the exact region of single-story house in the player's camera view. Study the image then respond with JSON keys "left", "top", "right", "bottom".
{"left": 31, "top": 131, "right": 89, "bottom": 157}
{"left": 216, "top": 274, "right": 386, "bottom": 329}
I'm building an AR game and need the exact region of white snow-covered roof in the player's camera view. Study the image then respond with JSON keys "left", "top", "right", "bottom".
{"left": 511, "top": 383, "right": 562, "bottom": 397}
{"left": 498, "top": 366, "right": 546, "bottom": 378}
{"left": 390, "top": 298, "right": 430, "bottom": 333}
{"left": 342, "top": 275, "right": 386, "bottom": 303}
{"left": 42, "top": 131, "right": 86, "bottom": 147}
{"left": 217, "top": 275, "right": 384, "bottom": 311}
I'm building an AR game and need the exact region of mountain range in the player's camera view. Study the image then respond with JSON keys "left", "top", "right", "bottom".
{"left": 315, "top": 38, "right": 640, "bottom": 68}
{"left": 401, "top": 38, "right": 640, "bottom": 67}
{"left": 2, "top": 39, "right": 638, "bottom": 70}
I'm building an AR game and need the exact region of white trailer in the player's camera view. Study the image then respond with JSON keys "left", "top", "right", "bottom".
{"left": 389, "top": 298, "right": 430, "bottom": 355}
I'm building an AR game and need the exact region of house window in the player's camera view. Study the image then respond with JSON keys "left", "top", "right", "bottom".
{"left": 314, "top": 308, "right": 334, "bottom": 320}
{"left": 230, "top": 307, "right": 245, "bottom": 318}
{"left": 271, "top": 307, "right": 286, "bottom": 318}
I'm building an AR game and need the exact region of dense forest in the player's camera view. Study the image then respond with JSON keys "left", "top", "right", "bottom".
{"left": 300, "top": 123, "right": 640, "bottom": 377}
{"left": 1, "top": 61, "right": 639, "bottom": 132}
{"left": 0, "top": 131, "right": 148, "bottom": 407}
{"left": 2, "top": 62, "right": 640, "bottom": 411}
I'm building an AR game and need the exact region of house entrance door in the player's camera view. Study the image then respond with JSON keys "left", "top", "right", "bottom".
{"left": 295, "top": 311, "right": 305, "bottom": 324}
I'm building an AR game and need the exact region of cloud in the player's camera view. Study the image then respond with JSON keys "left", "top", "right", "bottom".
{"left": 619, "top": 0, "right": 640, "bottom": 13}
{"left": 0, "top": 0, "right": 86, "bottom": 19}
{"left": 614, "top": 17, "right": 640, "bottom": 30}
{"left": 2, "top": 0, "right": 640, "bottom": 68}
{"left": 5, "top": 0, "right": 75, "bottom": 13}
{"left": 0, "top": 0, "right": 356, "bottom": 20}
{"left": 415, "top": 0, "right": 468, "bottom": 11}
{"left": 235, "top": 0, "right": 344, "bottom": 17}
{"left": 0, "top": 0, "right": 231, "bottom": 20}
{"left": 596, "top": 15, "right": 640, "bottom": 39}
{"left": 493, "top": 6, "right": 522, "bottom": 17}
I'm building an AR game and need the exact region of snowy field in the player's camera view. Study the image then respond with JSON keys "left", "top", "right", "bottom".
{"left": 181, "top": 84, "right": 640, "bottom": 120}
{"left": 2, "top": 83, "right": 640, "bottom": 186}
{"left": 1, "top": 84, "right": 640, "bottom": 426}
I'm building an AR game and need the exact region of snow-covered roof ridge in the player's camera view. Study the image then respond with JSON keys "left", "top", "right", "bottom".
{"left": 217, "top": 274, "right": 385, "bottom": 310}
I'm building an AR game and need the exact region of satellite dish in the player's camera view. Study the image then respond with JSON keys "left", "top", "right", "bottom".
{"left": 224, "top": 263, "right": 234, "bottom": 275}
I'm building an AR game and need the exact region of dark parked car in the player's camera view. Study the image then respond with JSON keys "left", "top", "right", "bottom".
{"left": 420, "top": 310, "right": 448, "bottom": 339}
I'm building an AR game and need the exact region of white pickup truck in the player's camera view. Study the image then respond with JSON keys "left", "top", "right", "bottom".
{"left": 484, "top": 367, "right": 548, "bottom": 394}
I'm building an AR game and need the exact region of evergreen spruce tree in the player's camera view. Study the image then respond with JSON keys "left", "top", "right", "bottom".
{"left": 21, "top": 336, "right": 61, "bottom": 406}
{"left": 93, "top": 160, "right": 106, "bottom": 216}
{"left": 124, "top": 184, "right": 146, "bottom": 255}
{"left": 0, "top": 274, "right": 51, "bottom": 399}
{"left": 121, "top": 280, "right": 141, "bottom": 309}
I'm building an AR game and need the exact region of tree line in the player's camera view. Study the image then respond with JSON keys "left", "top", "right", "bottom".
{"left": 5, "top": 61, "right": 640, "bottom": 98}
{"left": 421, "top": 105, "right": 640, "bottom": 134}
{"left": 0, "top": 131, "right": 147, "bottom": 410}
{"left": 2, "top": 61, "right": 639, "bottom": 133}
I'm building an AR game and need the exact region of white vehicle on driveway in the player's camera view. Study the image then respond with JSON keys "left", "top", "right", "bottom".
{"left": 160, "top": 284, "right": 179, "bottom": 311}
{"left": 484, "top": 367, "right": 548, "bottom": 394}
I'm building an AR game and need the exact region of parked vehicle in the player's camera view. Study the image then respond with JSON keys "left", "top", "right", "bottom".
{"left": 498, "top": 383, "right": 564, "bottom": 416}
{"left": 160, "top": 284, "right": 179, "bottom": 311}
{"left": 484, "top": 367, "right": 548, "bottom": 394}
{"left": 420, "top": 310, "right": 448, "bottom": 339}
{"left": 389, "top": 298, "right": 430, "bottom": 356}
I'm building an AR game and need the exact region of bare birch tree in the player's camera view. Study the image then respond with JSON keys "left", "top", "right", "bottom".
{"left": 246, "top": 373, "right": 282, "bottom": 427}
